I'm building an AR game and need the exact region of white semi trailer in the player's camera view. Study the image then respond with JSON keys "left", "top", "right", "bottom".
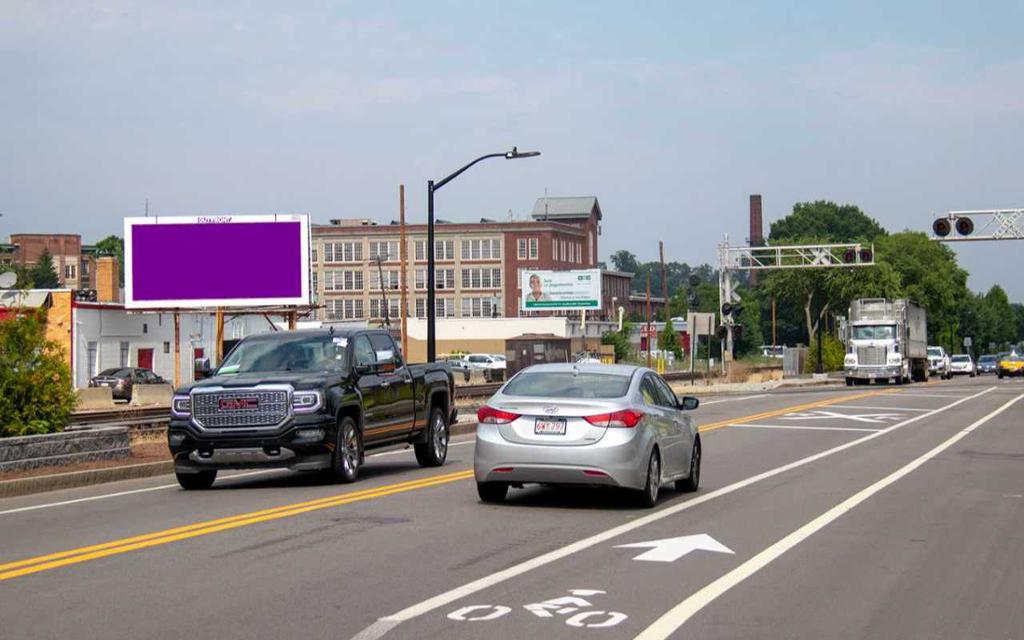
{"left": 843, "top": 298, "right": 929, "bottom": 386}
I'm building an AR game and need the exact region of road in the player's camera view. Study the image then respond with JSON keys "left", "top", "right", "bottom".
{"left": 1, "top": 377, "right": 1022, "bottom": 639}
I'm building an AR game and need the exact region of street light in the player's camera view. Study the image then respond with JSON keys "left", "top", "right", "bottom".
{"left": 426, "top": 147, "right": 540, "bottom": 362}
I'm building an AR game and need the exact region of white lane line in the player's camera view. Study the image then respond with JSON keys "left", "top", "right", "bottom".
{"left": 700, "top": 394, "right": 769, "bottom": 406}
{"left": 635, "top": 390, "right": 1024, "bottom": 640}
{"left": 0, "top": 438, "right": 478, "bottom": 517}
{"left": 730, "top": 424, "right": 882, "bottom": 433}
{"left": 348, "top": 386, "right": 996, "bottom": 640}
{"left": 826, "top": 404, "right": 931, "bottom": 412}
{"left": 895, "top": 393, "right": 965, "bottom": 398}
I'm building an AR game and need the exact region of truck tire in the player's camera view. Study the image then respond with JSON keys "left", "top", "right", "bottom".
{"left": 675, "top": 437, "right": 701, "bottom": 493}
{"left": 329, "top": 416, "right": 362, "bottom": 483}
{"left": 176, "top": 470, "right": 217, "bottom": 490}
{"left": 415, "top": 406, "right": 449, "bottom": 468}
{"left": 477, "top": 481, "right": 509, "bottom": 503}
{"left": 846, "top": 378, "right": 853, "bottom": 387}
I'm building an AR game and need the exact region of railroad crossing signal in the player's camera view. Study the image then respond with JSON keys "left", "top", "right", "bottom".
{"left": 932, "top": 209, "right": 1024, "bottom": 242}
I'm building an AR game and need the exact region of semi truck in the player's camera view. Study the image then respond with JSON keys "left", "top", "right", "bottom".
{"left": 843, "top": 298, "right": 929, "bottom": 386}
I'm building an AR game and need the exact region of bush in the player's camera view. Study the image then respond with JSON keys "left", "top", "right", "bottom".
{"left": 658, "top": 317, "right": 684, "bottom": 360}
{"left": 0, "top": 311, "right": 77, "bottom": 437}
{"left": 601, "top": 324, "right": 633, "bottom": 362}
{"left": 804, "top": 332, "right": 845, "bottom": 373}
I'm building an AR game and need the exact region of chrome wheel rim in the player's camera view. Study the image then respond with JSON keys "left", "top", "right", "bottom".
{"left": 648, "top": 454, "right": 660, "bottom": 502}
{"left": 432, "top": 413, "right": 448, "bottom": 460}
{"left": 341, "top": 423, "right": 359, "bottom": 474}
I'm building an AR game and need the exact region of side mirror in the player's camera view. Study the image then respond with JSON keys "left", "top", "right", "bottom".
{"left": 678, "top": 396, "right": 700, "bottom": 411}
{"left": 354, "top": 363, "right": 374, "bottom": 375}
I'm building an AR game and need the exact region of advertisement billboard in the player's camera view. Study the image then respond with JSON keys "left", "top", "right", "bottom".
{"left": 520, "top": 268, "right": 601, "bottom": 311}
{"left": 124, "top": 214, "right": 310, "bottom": 309}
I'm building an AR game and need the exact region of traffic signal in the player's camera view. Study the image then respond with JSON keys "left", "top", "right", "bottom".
{"left": 842, "top": 248, "right": 857, "bottom": 264}
{"left": 733, "top": 324, "right": 744, "bottom": 343}
{"left": 716, "top": 325, "right": 728, "bottom": 340}
{"left": 859, "top": 248, "right": 873, "bottom": 263}
{"left": 721, "top": 302, "right": 732, "bottom": 317}
{"left": 721, "top": 302, "right": 742, "bottom": 317}
{"left": 955, "top": 216, "right": 974, "bottom": 236}
{"left": 933, "top": 218, "right": 951, "bottom": 237}
{"left": 688, "top": 293, "right": 700, "bottom": 308}
{"left": 688, "top": 274, "right": 701, "bottom": 288}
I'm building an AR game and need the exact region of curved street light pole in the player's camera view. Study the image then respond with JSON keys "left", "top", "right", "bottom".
{"left": 426, "top": 147, "right": 540, "bottom": 362}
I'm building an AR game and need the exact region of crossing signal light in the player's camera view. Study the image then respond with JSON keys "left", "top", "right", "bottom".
{"left": 842, "top": 248, "right": 857, "bottom": 264}
{"left": 688, "top": 275, "right": 701, "bottom": 288}
{"left": 955, "top": 216, "right": 974, "bottom": 236}
{"left": 933, "top": 218, "right": 951, "bottom": 237}
{"left": 688, "top": 293, "right": 700, "bottom": 308}
{"left": 859, "top": 248, "right": 873, "bottom": 263}
{"left": 721, "top": 302, "right": 742, "bottom": 317}
{"left": 716, "top": 325, "right": 728, "bottom": 340}
{"left": 721, "top": 302, "right": 732, "bottom": 317}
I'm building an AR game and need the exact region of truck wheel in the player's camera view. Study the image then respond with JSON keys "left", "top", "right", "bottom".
{"left": 329, "top": 416, "right": 362, "bottom": 483}
{"left": 477, "top": 482, "right": 508, "bottom": 503}
{"left": 846, "top": 378, "right": 853, "bottom": 387}
{"left": 675, "top": 437, "right": 701, "bottom": 493}
{"left": 176, "top": 470, "right": 216, "bottom": 490}
{"left": 415, "top": 406, "right": 449, "bottom": 468}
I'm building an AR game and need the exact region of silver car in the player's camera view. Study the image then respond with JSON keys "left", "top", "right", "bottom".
{"left": 474, "top": 363, "right": 701, "bottom": 507}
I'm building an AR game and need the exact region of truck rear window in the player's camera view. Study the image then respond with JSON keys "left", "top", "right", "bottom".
{"left": 502, "top": 372, "right": 631, "bottom": 399}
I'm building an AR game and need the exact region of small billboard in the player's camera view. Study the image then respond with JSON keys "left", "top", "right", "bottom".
{"left": 125, "top": 214, "right": 310, "bottom": 309}
{"left": 520, "top": 268, "right": 601, "bottom": 311}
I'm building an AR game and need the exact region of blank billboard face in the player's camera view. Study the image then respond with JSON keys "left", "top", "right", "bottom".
{"left": 124, "top": 215, "right": 310, "bottom": 309}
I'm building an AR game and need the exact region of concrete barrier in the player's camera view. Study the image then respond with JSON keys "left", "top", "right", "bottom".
{"left": 0, "top": 426, "right": 131, "bottom": 472}
{"left": 130, "top": 383, "right": 173, "bottom": 407}
{"left": 76, "top": 387, "right": 116, "bottom": 410}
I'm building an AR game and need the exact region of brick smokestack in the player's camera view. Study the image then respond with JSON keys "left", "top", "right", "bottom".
{"left": 749, "top": 194, "right": 764, "bottom": 285}
{"left": 96, "top": 256, "right": 120, "bottom": 303}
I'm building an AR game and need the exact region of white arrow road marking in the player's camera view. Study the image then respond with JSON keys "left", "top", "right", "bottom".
{"left": 615, "top": 534, "right": 734, "bottom": 563}
{"left": 782, "top": 410, "right": 903, "bottom": 424}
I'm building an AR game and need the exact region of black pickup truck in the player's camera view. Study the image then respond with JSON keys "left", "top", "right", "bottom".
{"left": 168, "top": 328, "right": 456, "bottom": 490}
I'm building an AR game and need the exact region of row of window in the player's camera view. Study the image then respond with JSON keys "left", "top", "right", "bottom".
{"left": 553, "top": 238, "right": 583, "bottom": 264}
{"left": 317, "top": 268, "right": 500, "bottom": 292}
{"left": 323, "top": 297, "right": 501, "bottom": 321}
{"left": 318, "top": 238, "right": 503, "bottom": 264}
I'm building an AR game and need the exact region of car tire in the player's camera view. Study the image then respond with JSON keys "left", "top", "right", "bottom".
{"left": 675, "top": 437, "right": 701, "bottom": 493}
{"left": 176, "top": 470, "right": 216, "bottom": 490}
{"left": 415, "top": 406, "right": 449, "bottom": 468}
{"left": 329, "top": 416, "right": 362, "bottom": 484}
{"left": 477, "top": 481, "right": 509, "bottom": 503}
{"left": 636, "top": 449, "right": 661, "bottom": 508}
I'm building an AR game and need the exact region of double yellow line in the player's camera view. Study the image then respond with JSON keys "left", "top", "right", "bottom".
{"left": 0, "top": 469, "right": 474, "bottom": 582}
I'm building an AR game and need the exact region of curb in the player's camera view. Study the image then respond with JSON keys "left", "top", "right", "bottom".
{"left": 0, "top": 460, "right": 175, "bottom": 499}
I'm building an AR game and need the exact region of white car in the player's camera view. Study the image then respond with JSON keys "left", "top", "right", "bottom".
{"left": 927, "top": 346, "right": 951, "bottom": 380}
{"left": 464, "top": 354, "right": 505, "bottom": 370}
{"left": 949, "top": 354, "right": 976, "bottom": 377}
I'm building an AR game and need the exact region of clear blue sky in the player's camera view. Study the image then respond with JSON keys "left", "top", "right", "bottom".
{"left": 2, "top": 1, "right": 1022, "bottom": 298}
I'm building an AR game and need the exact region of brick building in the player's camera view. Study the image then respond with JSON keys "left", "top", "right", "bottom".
{"left": 310, "top": 196, "right": 605, "bottom": 322}
{"left": 2, "top": 234, "right": 101, "bottom": 290}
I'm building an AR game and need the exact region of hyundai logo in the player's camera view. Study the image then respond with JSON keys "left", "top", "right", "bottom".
{"left": 543, "top": 405, "right": 559, "bottom": 415}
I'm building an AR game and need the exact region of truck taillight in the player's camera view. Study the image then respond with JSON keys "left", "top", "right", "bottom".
{"left": 477, "top": 406, "right": 520, "bottom": 424}
{"left": 584, "top": 410, "right": 644, "bottom": 428}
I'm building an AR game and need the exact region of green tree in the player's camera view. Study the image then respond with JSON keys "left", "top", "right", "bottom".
{"left": 94, "top": 235, "right": 125, "bottom": 285}
{"left": 982, "top": 285, "right": 1016, "bottom": 348}
{"left": 30, "top": 250, "right": 60, "bottom": 288}
{"left": 658, "top": 317, "right": 683, "bottom": 359}
{"left": 733, "top": 287, "right": 765, "bottom": 357}
{"left": 609, "top": 250, "right": 640, "bottom": 274}
{"left": 0, "top": 311, "right": 77, "bottom": 437}
{"left": 601, "top": 320, "right": 633, "bottom": 362}
{"left": 804, "top": 332, "right": 846, "bottom": 373}
{"left": 769, "top": 200, "right": 886, "bottom": 243}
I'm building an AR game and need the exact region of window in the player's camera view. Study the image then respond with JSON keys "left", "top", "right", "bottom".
{"left": 652, "top": 376, "right": 679, "bottom": 409}
{"left": 529, "top": 238, "right": 538, "bottom": 259}
{"left": 640, "top": 376, "right": 661, "bottom": 406}
{"left": 415, "top": 298, "right": 426, "bottom": 318}
{"left": 435, "top": 298, "right": 455, "bottom": 318}
{"left": 311, "top": 247, "right": 318, "bottom": 263}
{"left": 324, "top": 270, "right": 364, "bottom": 292}
{"left": 518, "top": 239, "right": 528, "bottom": 259}
{"left": 460, "top": 268, "right": 501, "bottom": 290}
{"left": 461, "top": 297, "right": 501, "bottom": 318}
{"left": 64, "top": 264, "right": 76, "bottom": 279}
{"left": 462, "top": 238, "right": 501, "bottom": 261}
{"left": 517, "top": 238, "right": 538, "bottom": 260}
{"left": 324, "top": 241, "right": 363, "bottom": 263}
{"left": 434, "top": 240, "right": 454, "bottom": 260}
{"left": 80, "top": 260, "right": 90, "bottom": 276}
{"left": 415, "top": 240, "right": 426, "bottom": 262}
{"left": 369, "top": 269, "right": 400, "bottom": 290}
{"left": 552, "top": 238, "right": 557, "bottom": 261}
{"left": 369, "top": 298, "right": 401, "bottom": 320}
{"left": 312, "top": 272, "right": 318, "bottom": 292}
{"left": 435, "top": 269, "right": 455, "bottom": 290}
{"left": 353, "top": 335, "right": 375, "bottom": 367}
{"left": 503, "top": 372, "right": 631, "bottom": 398}
{"left": 415, "top": 269, "right": 426, "bottom": 290}
{"left": 119, "top": 341, "right": 130, "bottom": 368}
{"left": 368, "top": 241, "right": 399, "bottom": 261}
{"left": 326, "top": 299, "right": 364, "bottom": 320}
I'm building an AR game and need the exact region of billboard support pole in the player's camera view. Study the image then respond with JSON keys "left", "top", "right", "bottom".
{"left": 399, "top": 184, "right": 409, "bottom": 357}
{"left": 287, "top": 309, "right": 296, "bottom": 330}
{"left": 215, "top": 307, "right": 224, "bottom": 365}
{"left": 173, "top": 312, "right": 181, "bottom": 387}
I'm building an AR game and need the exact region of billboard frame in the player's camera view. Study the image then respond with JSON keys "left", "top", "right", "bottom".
{"left": 124, "top": 214, "right": 311, "bottom": 310}
{"left": 519, "top": 268, "right": 602, "bottom": 312}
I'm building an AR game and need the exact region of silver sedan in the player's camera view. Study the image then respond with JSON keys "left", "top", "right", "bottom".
{"left": 474, "top": 363, "right": 701, "bottom": 507}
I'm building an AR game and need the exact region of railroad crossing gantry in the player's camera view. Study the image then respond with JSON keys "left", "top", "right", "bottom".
{"left": 717, "top": 236, "right": 876, "bottom": 371}
{"left": 931, "top": 209, "right": 1024, "bottom": 242}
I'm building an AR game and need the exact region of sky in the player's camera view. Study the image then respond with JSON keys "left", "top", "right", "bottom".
{"left": 2, "top": 1, "right": 1023, "bottom": 299}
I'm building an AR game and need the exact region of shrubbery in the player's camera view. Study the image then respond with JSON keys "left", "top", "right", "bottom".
{"left": 804, "top": 332, "right": 846, "bottom": 373}
{"left": 0, "top": 311, "right": 76, "bottom": 437}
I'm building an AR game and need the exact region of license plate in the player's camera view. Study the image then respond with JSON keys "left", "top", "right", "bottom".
{"left": 534, "top": 418, "right": 566, "bottom": 435}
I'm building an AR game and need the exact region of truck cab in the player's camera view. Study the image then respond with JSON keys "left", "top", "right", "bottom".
{"left": 843, "top": 298, "right": 929, "bottom": 386}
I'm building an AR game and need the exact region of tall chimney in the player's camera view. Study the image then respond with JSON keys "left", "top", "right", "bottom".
{"left": 96, "top": 256, "right": 119, "bottom": 303}
{"left": 749, "top": 194, "right": 764, "bottom": 285}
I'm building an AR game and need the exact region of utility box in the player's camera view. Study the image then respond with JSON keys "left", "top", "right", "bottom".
{"left": 505, "top": 333, "right": 572, "bottom": 377}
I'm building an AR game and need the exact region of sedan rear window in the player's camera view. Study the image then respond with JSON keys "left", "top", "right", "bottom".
{"left": 98, "top": 368, "right": 131, "bottom": 377}
{"left": 502, "top": 372, "right": 631, "bottom": 398}
{"left": 951, "top": 355, "right": 970, "bottom": 362}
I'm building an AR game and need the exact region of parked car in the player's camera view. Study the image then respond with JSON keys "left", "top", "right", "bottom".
{"left": 949, "top": 354, "right": 976, "bottom": 377}
{"left": 574, "top": 351, "right": 602, "bottom": 364}
{"left": 443, "top": 357, "right": 472, "bottom": 382}
{"left": 997, "top": 353, "right": 1024, "bottom": 379}
{"left": 168, "top": 328, "right": 456, "bottom": 490}
{"left": 977, "top": 354, "right": 999, "bottom": 374}
{"left": 465, "top": 353, "right": 505, "bottom": 370}
{"left": 474, "top": 363, "right": 701, "bottom": 508}
{"left": 927, "top": 346, "right": 951, "bottom": 380}
{"left": 89, "top": 367, "right": 166, "bottom": 401}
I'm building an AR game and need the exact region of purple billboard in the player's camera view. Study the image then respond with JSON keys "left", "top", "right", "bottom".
{"left": 124, "top": 214, "right": 310, "bottom": 309}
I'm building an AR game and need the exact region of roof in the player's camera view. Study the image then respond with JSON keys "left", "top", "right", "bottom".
{"left": 530, "top": 196, "right": 602, "bottom": 221}
{"left": 514, "top": 362, "right": 642, "bottom": 376}
{"left": 602, "top": 269, "right": 634, "bottom": 279}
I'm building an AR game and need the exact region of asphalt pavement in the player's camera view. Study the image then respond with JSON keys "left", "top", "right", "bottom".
{"left": 1, "top": 377, "right": 1022, "bottom": 639}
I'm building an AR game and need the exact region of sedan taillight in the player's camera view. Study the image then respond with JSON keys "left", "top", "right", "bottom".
{"left": 584, "top": 410, "right": 645, "bottom": 428}
{"left": 477, "top": 405, "right": 521, "bottom": 424}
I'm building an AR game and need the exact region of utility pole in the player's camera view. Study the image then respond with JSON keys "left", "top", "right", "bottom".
{"left": 374, "top": 254, "right": 391, "bottom": 329}
{"left": 659, "top": 241, "right": 668, "bottom": 321}
{"left": 646, "top": 273, "right": 652, "bottom": 368}
{"left": 399, "top": 185, "right": 409, "bottom": 357}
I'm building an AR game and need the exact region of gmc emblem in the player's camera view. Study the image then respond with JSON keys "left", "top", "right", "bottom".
{"left": 219, "top": 397, "right": 259, "bottom": 411}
